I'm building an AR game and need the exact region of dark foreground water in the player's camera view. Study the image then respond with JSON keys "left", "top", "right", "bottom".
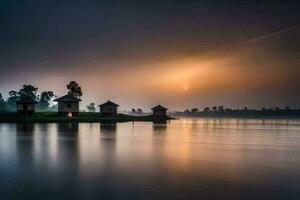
{"left": 0, "top": 118, "right": 300, "bottom": 200}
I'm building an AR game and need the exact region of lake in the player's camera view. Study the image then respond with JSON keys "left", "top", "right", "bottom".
{"left": 0, "top": 118, "right": 299, "bottom": 199}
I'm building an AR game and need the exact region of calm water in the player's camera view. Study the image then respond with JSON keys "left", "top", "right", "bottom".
{"left": 0, "top": 118, "right": 300, "bottom": 199}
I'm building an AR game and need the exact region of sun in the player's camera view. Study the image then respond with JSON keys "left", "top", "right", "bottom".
{"left": 183, "top": 86, "right": 189, "bottom": 91}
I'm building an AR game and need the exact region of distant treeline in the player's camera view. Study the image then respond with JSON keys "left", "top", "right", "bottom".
{"left": 172, "top": 106, "right": 300, "bottom": 117}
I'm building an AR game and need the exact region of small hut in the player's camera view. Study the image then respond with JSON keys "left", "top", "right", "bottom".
{"left": 54, "top": 95, "right": 81, "bottom": 117}
{"left": 16, "top": 96, "right": 37, "bottom": 115}
{"left": 151, "top": 105, "right": 168, "bottom": 118}
{"left": 99, "top": 100, "right": 119, "bottom": 116}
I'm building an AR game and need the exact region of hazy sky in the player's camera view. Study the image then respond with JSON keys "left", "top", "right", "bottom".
{"left": 0, "top": 0, "right": 300, "bottom": 110}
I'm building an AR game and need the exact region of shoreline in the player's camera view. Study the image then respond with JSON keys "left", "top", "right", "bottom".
{"left": 0, "top": 112, "right": 175, "bottom": 123}
{"left": 1, "top": 112, "right": 300, "bottom": 123}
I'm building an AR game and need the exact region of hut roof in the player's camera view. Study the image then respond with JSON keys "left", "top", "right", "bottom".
{"left": 16, "top": 95, "right": 38, "bottom": 104}
{"left": 54, "top": 94, "right": 81, "bottom": 102}
{"left": 98, "top": 100, "right": 119, "bottom": 107}
{"left": 151, "top": 105, "right": 168, "bottom": 110}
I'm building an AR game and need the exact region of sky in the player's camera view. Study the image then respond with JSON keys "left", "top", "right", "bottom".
{"left": 0, "top": 0, "right": 300, "bottom": 110}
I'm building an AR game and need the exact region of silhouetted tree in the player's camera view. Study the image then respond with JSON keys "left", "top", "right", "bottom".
{"left": 0, "top": 93, "right": 6, "bottom": 111}
{"left": 203, "top": 107, "right": 210, "bottom": 112}
{"left": 131, "top": 108, "right": 136, "bottom": 113}
{"left": 6, "top": 90, "right": 19, "bottom": 110}
{"left": 137, "top": 108, "right": 143, "bottom": 113}
{"left": 86, "top": 103, "right": 96, "bottom": 112}
{"left": 9, "top": 90, "right": 18, "bottom": 97}
{"left": 5, "top": 85, "right": 38, "bottom": 111}
{"left": 212, "top": 106, "right": 217, "bottom": 112}
{"left": 184, "top": 109, "right": 190, "bottom": 113}
{"left": 218, "top": 106, "right": 224, "bottom": 112}
{"left": 285, "top": 106, "right": 290, "bottom": 111}
{"left": 191, "top": 108, "right": 199, "bottom": 113}
{"left": 38, "top": 91, "right": 54, "bottom": 110}
{"left": 67, "top": 81, "right": 82, "bottom": 98}
{"left": 225, "top": 108, "right": 232, "bottom": 112}
{"left": 19, "top": 84, "right": 38, "bottom": 100}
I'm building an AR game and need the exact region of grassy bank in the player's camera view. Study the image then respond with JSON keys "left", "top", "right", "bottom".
{"left": 0, "top": 112, "right": 174, "bottom": 123}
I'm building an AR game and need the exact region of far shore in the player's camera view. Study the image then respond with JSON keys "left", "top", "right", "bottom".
{"left": 174, "top": 115, "right": 300, "bottom": 120}
{"left": 171, "top": 109, "right": 300, "bottom": 120}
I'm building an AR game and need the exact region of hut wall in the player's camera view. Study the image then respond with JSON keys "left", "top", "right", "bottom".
{"left": 58, "top": 102, "right": 79, "bottom": 113}
{"left": 17, "top": 103, "right": 35, "bottom": 111}
{"left": 153, "top": 110, "right": 167, "bottom": 117}
{"left": 100, "top": 105, "right": 117, "bottom": 114}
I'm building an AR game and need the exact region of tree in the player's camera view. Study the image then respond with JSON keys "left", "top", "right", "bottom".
{"left": 19, "top": 84, "right": 38, "bottom": 100}
{"left": 4, "top": 85, "right": 39, "bottom": 111}
{"left": 137, "top": 108, "right": 143, "bottom": 113}
{"left": 191, "top": 108, "right": 199, "bottom": 113}
{"left": 5, "top": 85, "right": 38, "bottom": 111}
{"left": 218, "top": 106, "right": 224, "bottom": 112}
{"left": 86, "top": 103, "right": 96, "bottom": 112}
{"left": 225, "top": 108, "right": 232, "bottom": 112}
{"left": 131, "top": 108, "right": 136, "bottom": 113}
{"left": 67, "top": 81, "right": 82, "bottom": 98}
{"left": 212, "top": 106, "right": 217, "bottom": 112}
{"left": 6, "top": 90, "right": 19, "bottom": 110}
{"left": 0, "top": 93, "right": 6, "bottom": 111}
{"left": 9, "top": 90, "right": 18, "bottom": 97}
{"left": 183, "top": 109, "right": 190, "bottom": 113}
{"left": 38, "top": 91, "right": 54, "bottom": 110}
{"left": 203, "top": 107, "right": 210, "bottom": 112}
{"left": 285, "top": 106, "right": 290, "bottom": 111}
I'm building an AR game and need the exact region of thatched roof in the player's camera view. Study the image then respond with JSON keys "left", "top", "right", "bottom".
{"left": 98, "top": 100, "right": 119, "bottom": 107}
{"left": 54, "top": 94, "right": 81, "bottom": 102}
{"left": 151, "top": 105, "right": 168, "bottom": 110}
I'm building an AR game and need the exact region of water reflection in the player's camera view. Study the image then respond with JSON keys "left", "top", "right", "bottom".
{"left": 100, "top": 122, "right": 117, "bottom": 134}
{"left": 16, "top": 123, "right": 35, "bottom": 135}
{"left": 56, "top": 123, "right": 80, "bottom": 171}
{"left": 0, "top": 118, "right": 299, "bottom": 199}
{"left": 57, "top": 122, "right": 79, "bottom": 135}
{"left": 15, "top": 123, "right": 35, "bottom": 167}
{"left": 152, "top": 121, "right": 167, "bottom": 132}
